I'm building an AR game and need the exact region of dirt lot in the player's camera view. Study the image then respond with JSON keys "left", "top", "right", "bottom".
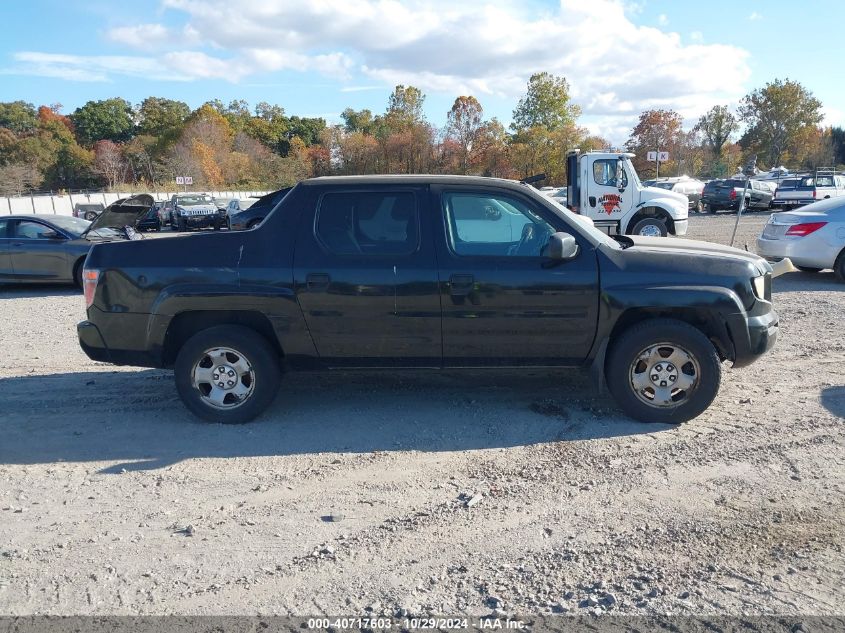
{"left": 0, "top": 212, "right": 842, "bottom": 617}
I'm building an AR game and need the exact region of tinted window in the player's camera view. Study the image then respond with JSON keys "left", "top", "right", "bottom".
{"left": 0, "top": 219, "right": 7, "bottom": 238}
{"left": 443, "top": 192, "right": 555, "bottom": 257}
{"left": 593, "top": 159, "right": 628, "bottom": 188}
{"left": 316, "top": 191, "right": 418, "bottom": 255}
{"left": 14, "top": 220, "right": 55, "bottom": 239}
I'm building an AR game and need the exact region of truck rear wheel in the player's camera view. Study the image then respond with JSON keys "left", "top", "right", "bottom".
{"left": 630, "top": 217, "right": 668, "bottom": 237}
{"left": 174, "top": 325, "right": 281, "bottom": 424}
{"left": 606, "top": 319, "right": 721, "bottom": 423}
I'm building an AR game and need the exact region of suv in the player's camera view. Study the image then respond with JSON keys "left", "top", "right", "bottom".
{"left": 701, "top": 179, "right": 773, "bottom": 213}
{"left": 171, "top": 193, "right": 227, "bottom": 231}
{"left": 644, "top": 177, "right": 706, "bottom": 213}
{"left": 78, "top": 175, "right": 778, "bottom": 425}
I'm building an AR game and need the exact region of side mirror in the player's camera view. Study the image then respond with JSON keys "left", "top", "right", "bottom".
{"left": 544, "top": 232, "right": 579, "bottom": 261}
{"left": 615, "top": 159, "right": 626, "bottom": 192}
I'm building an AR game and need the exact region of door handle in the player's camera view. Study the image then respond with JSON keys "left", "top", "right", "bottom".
{"left": 306, "top": 272, "right": 331, "bottom": 291}
{"left": 588, "top": 196, "right": 596, "bottom": 207}
{"left": 449, "top": 273, "right": 474, "bottom": 296}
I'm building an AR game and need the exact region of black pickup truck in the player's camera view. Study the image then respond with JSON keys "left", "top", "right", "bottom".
{"left": 78, "top": 175, "right": 778, "bottom": 425}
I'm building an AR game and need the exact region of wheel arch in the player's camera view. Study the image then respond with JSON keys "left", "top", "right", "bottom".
{"left": 162, "top": 310, "right": 284, "bottom": 368}
{"left": 626, "top": 206, "right": 675, "bottom": 234}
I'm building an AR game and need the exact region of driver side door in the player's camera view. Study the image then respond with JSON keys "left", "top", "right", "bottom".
{"left": 433, "top": 185, "right": 600, "bottom": 366}
{"left": 582, "top": 157, "right": 635, "bottom": 225}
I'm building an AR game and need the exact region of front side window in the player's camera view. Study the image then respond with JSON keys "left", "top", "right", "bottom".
{"left": 14, "top": 221, "right": 55, "bottom": 239}
{"left": 592, "top": 159, "right": 628, "bottom": 188}
{"left": 316, "top": 191, "right": 418, "bottom": 255}
{"left": 0, "top": 219, "right": 8, "bottom": 238}
{"left": 443, "top": 192, "right": 555, "bottom": 257}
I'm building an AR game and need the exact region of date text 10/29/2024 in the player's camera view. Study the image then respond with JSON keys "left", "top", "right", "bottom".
{"left": 307, "top": 617, "right": 526, "bottom": 630}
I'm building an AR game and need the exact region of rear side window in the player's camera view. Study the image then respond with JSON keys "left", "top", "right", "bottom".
{"left": 316, "top": 191, "right": 418, "bottom": 256}
{"left": 0, "top": 219, "right": 7, "bottom": 238}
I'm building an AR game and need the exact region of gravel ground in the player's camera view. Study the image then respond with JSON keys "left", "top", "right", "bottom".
{"left": 0, "top": 211, "right": 842, "bottom": 617}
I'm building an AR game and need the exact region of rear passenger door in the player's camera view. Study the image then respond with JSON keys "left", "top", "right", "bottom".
{"left": 293, "top": 186, "right": 442, "bottom": 366}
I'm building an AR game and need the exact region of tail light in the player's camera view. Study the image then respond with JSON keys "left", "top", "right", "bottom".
{"left": 730, "top": 189, "right": 737, "bottom": 200}
{"left": 785, "top": 222, "right": 827, "bottom": 237}
{"left": 813, "top": 190, "right": 817, "bottom": 199}
{"left": 83, "top": 269, "right": 100, "bottom": 308}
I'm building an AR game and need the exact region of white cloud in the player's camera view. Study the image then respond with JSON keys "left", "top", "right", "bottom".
{"left": 657, "top": 13, "right": 668, "bottom": 25}
{"left": 822, "top": 106, "right": 844, "bottom": 127}
{"left": 3, "top": 52, "right": 190, "bottom": 82}
{"left": 690, "top": 31, "right": 703, "bottom": 42}
{"left": 11, "top": 0, "right": 754, "bottom": 142}
{"left": 106, "top": 23, "right": 170, "bottom": 48}
{"left": 748, "top": 12, "right": 763, "bottom": 21}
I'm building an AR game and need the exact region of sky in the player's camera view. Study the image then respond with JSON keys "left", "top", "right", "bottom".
{"left": 0, "top": 0, "right": 843, "bottom": 145}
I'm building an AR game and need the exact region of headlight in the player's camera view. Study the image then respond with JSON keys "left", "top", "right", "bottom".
{"left": 752, "top": 275, "right": 766, "bottom": 300}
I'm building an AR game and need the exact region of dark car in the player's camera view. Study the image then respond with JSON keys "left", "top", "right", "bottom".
{"left": 136, "top": 205, "right": 162, "bottom": 232}
{"left": 73, "top": 203, "right": 105, "bottom": 221}
{"left": 701, "top": 179, "right": 773, "bottom": 213}
{"left": 171, "top": 193, "right": 227, "bottom": 231}
{"left": 228, "top": 187, "right": 292, "bottom": 230}
{"left": 0, "top": 215, "right": 93, "bottom": 286}
{"left": 78, "top": 175, "right": 778, "bottom": 426}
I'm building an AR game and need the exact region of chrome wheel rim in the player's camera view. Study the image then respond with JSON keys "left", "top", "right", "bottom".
{"left": 192, "top": 347, "right": 255, "bottom": 410}
{"left": 639, "top": 224, "right": 662, "bottom": 237}
{"left": 629, "top": 342, "right": 700, "bottom": 408}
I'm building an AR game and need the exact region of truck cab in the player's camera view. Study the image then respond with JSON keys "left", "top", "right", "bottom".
{"left": 566, "top": 150, "right": 689, "bottom": 237}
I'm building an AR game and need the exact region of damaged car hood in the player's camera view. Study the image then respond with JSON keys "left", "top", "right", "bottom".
{"left": 83, "top": 194, "right": 154, "bottom": 238}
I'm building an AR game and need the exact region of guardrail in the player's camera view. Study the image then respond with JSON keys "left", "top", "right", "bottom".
{"left": 1, "top": 191, "right": 271, "bottom": 216}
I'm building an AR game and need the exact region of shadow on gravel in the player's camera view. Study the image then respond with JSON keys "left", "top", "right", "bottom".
{"left": 772, "top": 271, "right": 843, "bottom": 293}
{"left": 0, "top": 368, "right": 673, "bottom": 471}
{"left": 0, "top": 283, "right": 80, "bottom": 298}
{"left": 820, "top": 386, "right": 845, "bottom": 420}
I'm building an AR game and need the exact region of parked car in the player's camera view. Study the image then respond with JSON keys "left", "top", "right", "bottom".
{"left": 72, "top": 203, "right": 105, "bottom": 221}
{"left": 541, "top": 187, "right": 568, "bottom": 205}
{"left": 78, "top": 175, "right": 778, "bottom": 425}
{"left": 771, "top": 171, "right": 845, "bottom": 209}
{"left": 228, "top": 188, "right": 291, "bottom": 231}
{"left": 701, "top": 179, "right": 773, "bottom": 213}
{"left": 161, "top": 200, "right": 175, "bottom": 225}
{"left": 136, "top": 205, "right": 162, "bottom": 232}
{"left": 646, "top": 177, "right": 706, "bottom": 213}
{"left": 0, "top": 196, "right": 151, "bottom": 287}
{"left": 171, "top": 193, "right": 228, "bottom": 231}
{"left": 757, "top": 196, "right": 845, "bottom": 279}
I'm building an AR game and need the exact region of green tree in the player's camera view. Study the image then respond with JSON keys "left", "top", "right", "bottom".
{"left": 341, "top": 108, "right": 375, "bottom": 134}
{"left": 445, "top": 96, "right": 484, "bottom": 173}
{"left": 694, "top": 105, "right": 739, "bottom": 157}
{"left": 72, "top": 98, "right": 135, "bottom": 146}
{"left": 385, "top": 85, "right": 426, "bottom": 132}
{"left": 0, "top": 101, "right": 38, "bottom": 134}
{"left": 137, "top": 97, "right": 190, "bottom": 140}
{"left": 738, "top": 79, "right": 823, "bottom": 167}
{"left": 511, "top": 72, "right": 580, "bottom": 133}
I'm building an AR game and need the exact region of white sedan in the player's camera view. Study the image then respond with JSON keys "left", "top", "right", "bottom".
{"left": 757, "top": 196, "right": 845, "bottom": 280}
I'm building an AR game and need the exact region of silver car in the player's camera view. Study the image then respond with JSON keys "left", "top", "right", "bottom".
{"left": 756, "top": 196, "right": 845, "bottom": 280}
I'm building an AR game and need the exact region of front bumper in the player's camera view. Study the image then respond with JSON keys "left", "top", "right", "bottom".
{"left": 672, "top": 219, "right": 688, "bottom": 236}
{"left": 726, "top": 306, "right": 779, "bottom": 368}
{"left": 179, "top": 215, "right": 224, "bottom": 229}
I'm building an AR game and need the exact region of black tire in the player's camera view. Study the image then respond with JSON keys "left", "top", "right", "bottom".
{"left": 834, "top": 249, "right": 845, "bottom": 283}
{"left": 795, "top": 266, "right": 822, "bottom": 273}
{"left": 606, "top": 319, "right": 721, "bottom": 424}
{"left": 174, "top": 325, "right": 281, "bottom": 424}
{"left": 73, "top": 259, "right": 85, "bottom": 289}
{"left": 85, "top": 212, "right": 97, "bottom": 221}
{"left": 706, "top": 204, "right": 716, "bottom": 214}
{"left": 630, "top": 217, "right": 668, "bottom": 237}
{"left": 695, "top": 200, "right": 704, "bottom": 214}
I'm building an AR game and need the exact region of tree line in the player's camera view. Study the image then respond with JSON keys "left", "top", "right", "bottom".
{"left": 1, "top": 74, "right": 842, "bottom": 196}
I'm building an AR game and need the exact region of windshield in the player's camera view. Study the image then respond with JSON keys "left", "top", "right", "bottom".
{"left": 177, "top": 195, "right": 214, "bottom": 206}
{"left": 50, "top": 215, "right": 90, "bottom": 238}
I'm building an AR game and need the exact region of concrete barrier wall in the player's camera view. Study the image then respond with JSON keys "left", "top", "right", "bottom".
{"left": 2, "top": 191, "right": 271, "bottom": 216}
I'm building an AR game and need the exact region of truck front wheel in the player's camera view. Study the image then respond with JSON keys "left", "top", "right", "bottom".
{"left": 630, "top": 217, "right": 668, "bottom": 237}
{"left": 606, "top": 319, "right": 721, "bottom": 423}
{"left": 174, "top": 325, "right": 281, "bottom": 424}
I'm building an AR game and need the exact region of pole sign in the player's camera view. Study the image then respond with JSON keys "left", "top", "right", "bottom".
{"left": 184, "top": 176, "right": 193, "bottom": 185}
{"left": 175, "top": 176, "right": 184, "bottom": 185}
{"left": 647, "top": 151, "right": 670, "bottom": 162}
